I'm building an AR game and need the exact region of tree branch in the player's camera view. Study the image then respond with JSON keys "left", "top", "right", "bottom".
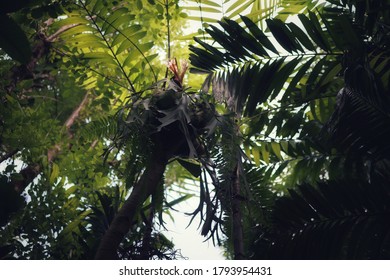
{"left": 64, "top": 93, "right": 89, "bottom": 132}
{"left": 231, "top": 163, "right": 245, "bottom": 259}
{"left": 0, "top": 149, "right": 18, "bottom": 164}
{"left": 46, "top": 23, "right": 82, "bottom": 42}
{"left": 95, "top": 150, "right": 167, "bottom": 260}
{"left": 11, "top": 92, "right": 90, "bottom": 193}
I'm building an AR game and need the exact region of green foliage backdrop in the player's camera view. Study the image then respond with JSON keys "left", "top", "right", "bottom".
{"left": 0, "top": 0, "right": 389, "bottom": 259}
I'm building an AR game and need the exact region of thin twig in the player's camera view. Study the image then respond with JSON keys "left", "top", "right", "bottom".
{"left": 46, "top": 23, "right": 82, "bottom": 42}
{"left": 64, "top": 93, "right": 90, "bottom": 131}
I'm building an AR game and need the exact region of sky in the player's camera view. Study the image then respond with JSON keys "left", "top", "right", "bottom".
{"left": 163, "top": 194, "right": 225, "bottom": 260}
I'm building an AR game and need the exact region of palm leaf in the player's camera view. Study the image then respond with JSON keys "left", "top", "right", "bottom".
{"left": 261, "top": 175, "right": 390, "bottom": 259}
{"left": 324, "top": 67, "right": 390, "bottom": 160}
{"left": 324, "top": 0, "right": 389, "bottom": 36}
{"left": 52, "top": 0, "right": 157, "bottom": 93}
{"left": 190, "top": 14, "right": 344, "bottom": 118}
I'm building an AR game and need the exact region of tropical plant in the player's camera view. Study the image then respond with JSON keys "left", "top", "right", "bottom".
{"left": 189, "top": 0, "right": 390, "bottom": 259}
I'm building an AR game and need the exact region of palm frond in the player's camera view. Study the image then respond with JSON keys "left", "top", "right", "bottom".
{"left": 324, "top": 62, "right": 390, "bottom": 160}
{"left": 182, "top": 0, "right": 328, "bottom": 29}
{"left": 190, "top": 13, "right": 341, "bottom": 71}
{"left": 79, "top": 115, "right": 118, "bottom": 141}
{"left": 190, "top": 14, "right": 345, "bottom": 117}
{"left": 189, "top": 5, "right": 390, "bottom": 186}
{"left": 324, "top": 0, "right": 390, "bottom": 36}
{"left": 261, "top": 175, "right": 390, "bottom": 259}
{"left": 182, "top": 0, "right": 262, "bottom": 27}
{"left": 52, "top": 0, "right": 158, "bottom": 92}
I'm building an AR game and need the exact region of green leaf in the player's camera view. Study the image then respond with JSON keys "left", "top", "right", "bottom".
{"left": 115, "top": 31, "right": 147, "bottom": 55}
{"left": 72, "top": 34, "right": 107, "bottom": 49}
{"left": 206, "top": 25, "right": 240, "bottom": 56}
{"left": 196, "top": 0, "right": 221, "bottom": 8}
{"left": 252, "top": 145, "right": 260, "bottom": 166}
{"left": 261, "top": 144, "right": 270, "bottom": 164}
{"left": 185, "top": 6, "right": 221, "bottom": 13}
{"left": 241, "top": 15, "right": 278, "bottom": 55}
{"left": 187, "top": 16, "right": 219, "bottom": 23}
{"left": 193, "top": 36, "right": 225, "bottom": 58}
{"left": 0, "top": 15, "right": 32, "bottom": 64}
{"left": 166, "top": 194, "right": 194, "bottom": 208}
{"left": 221, "top": 18, "right": 268, "bottom": 57}
{"left": 31, "top": 8, "right": 44, "bottom": 19}
{"left": 111, "top": 25, "right": 143, "bottom": 47}
{"left": 65, "top": 185, "right": 78, "bottom": 197}
{"left": 50, "top": 163, "right": 60, "bottom": 184}
{"left": 244, "top": 142, "right": 252, "bottom": 159}
{"left": 52, "top": 16, "right": 90, "bottom": 28}
{"left": 266, "top": 18, "right": 302, "bottom": 53}
{"left": 59, "top": 25, "right": 96, "bottom": 38}
{"left": 82, "top": 52, "right": 117, "bottom": 66}
{"left": 271, "top": 142, "right": 283, "bottom": 160}
{"left": 284, "top": 56, "right": 316, "bottom": 98}
{"left": 320, "top": 62, "right": 342, "bottom": 86}
{"left": 226, "top": 0, "right": 255, "bottom": 18}
{"left": 136, "top": 0, "right": 143, "bottom": 10}
{"left": 308, "top": 11, "right": 331, "bottom": 51}
{"left": 244, "top": 59, "right": 285, "bottom": 116}
{"left": 338, "top": 15, "right": 362, "bottom": 50}
{"left": 287, "top": 22, "right": 316, "bottom": 51}
{"left": 305, "top": 56, "right": 327, "bottom": 92}
{"left": 101, "top": 7, "right": 130, "bottom": 31}
{"left": 269, "top": 58, "right": 300, "bottom": 100}
{"left": 122, "top": 42, "right": 154, "bottom": 68}
{"left": 298, "top": 13, "right": 328, "bottom": 51}
{"left": 280, "top": 140, "right": 289, "bottom": 154}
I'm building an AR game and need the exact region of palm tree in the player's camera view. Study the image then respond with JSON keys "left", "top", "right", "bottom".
{"left": 189, "top": 0, "right": 390, "bottom": 259}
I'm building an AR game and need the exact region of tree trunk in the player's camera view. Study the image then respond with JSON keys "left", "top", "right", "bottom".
{"left": 95, "top": 151, "right": 167, "bottom": 260}
{"left": 231, "top": 164, "right": 245, "bottom": 260}
{"left": 139, "top": 202, "right": 155, "bottom": 259}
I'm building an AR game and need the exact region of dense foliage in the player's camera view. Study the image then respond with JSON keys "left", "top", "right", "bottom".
{"left": 1, "top": 0, "right": 389, "bottom": 259}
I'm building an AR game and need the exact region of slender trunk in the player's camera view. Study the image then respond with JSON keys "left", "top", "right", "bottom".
{"left": 95, "top": 152, "right": 167, "bottom": 260}
{"left": 231, "top": 164, "right": 245, "bottom": 260}
{"left": 139, "top": 203, "right": 155, "bottom": 259}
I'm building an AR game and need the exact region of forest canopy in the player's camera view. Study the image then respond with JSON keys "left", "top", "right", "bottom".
{"left": 1, "top": 0, "right": 390, "bottom": 260}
